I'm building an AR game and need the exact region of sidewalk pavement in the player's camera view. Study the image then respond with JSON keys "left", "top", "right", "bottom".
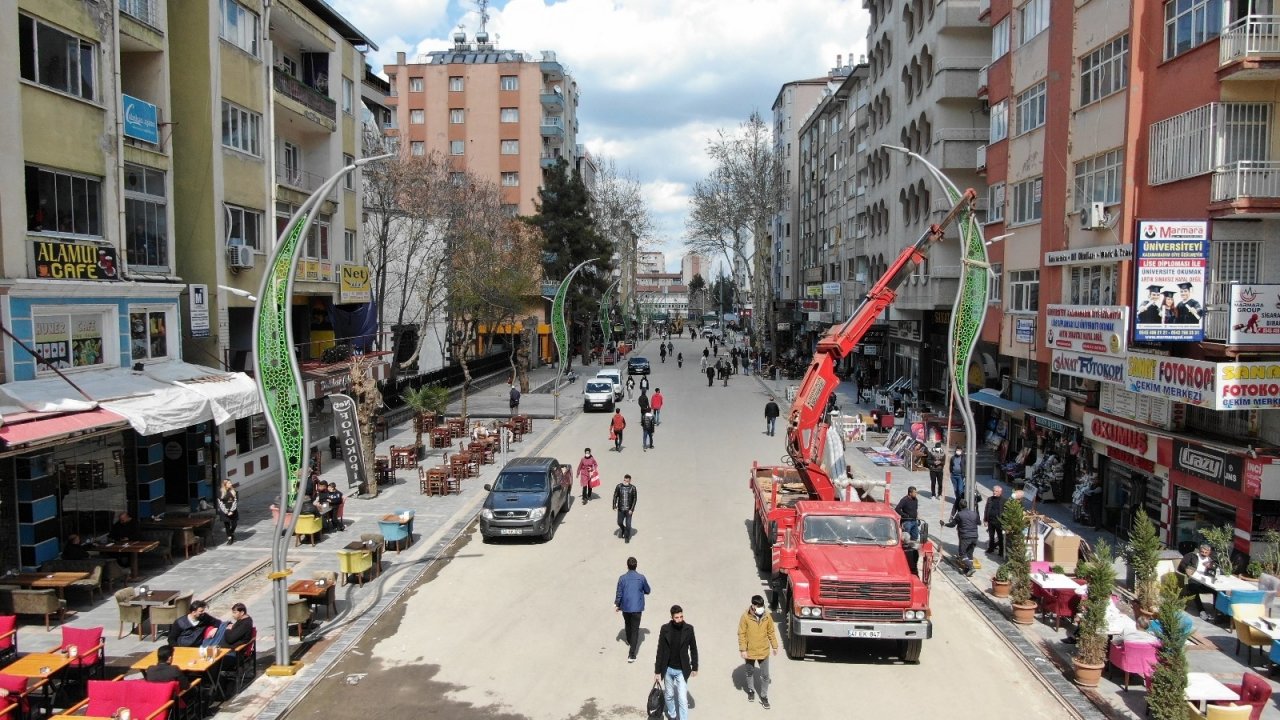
{"left": 8, "top": 362, "right": 580, "bottom": 718}
{"left": 752, "top": 373, "right": 1278, "bottom": 719}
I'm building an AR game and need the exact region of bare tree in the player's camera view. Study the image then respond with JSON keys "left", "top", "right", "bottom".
{"left": 348, "top": 353, "right": 383, "bottom": 497}
{"left": 588, "top": 156, "right": 655, "bottom": 338}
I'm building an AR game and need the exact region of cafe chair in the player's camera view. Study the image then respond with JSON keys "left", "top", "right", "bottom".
{"left": 0, "top": 673, "right": 45, "bottom": 720}
{"left": 1205, "top": 704, "right": 1258, "bottom": 720}
{"left": 149, "top": 593, "right": 192, "bottom": 642}
{"left": 222, "top": 628, "right": 258, "bottom": 696}
{"left": 286, "top": 599, "right": 312, "bottom": 640}
{"left": 294, "top": 514, "right": 324, "bottom": 546}
{"left": 359, "top": 534, "right": 385, "bottom": 577}
{"left": 1216, "top": 590, "right": 1268, "bottom": 621}
{"left": 66, "top": 564, "right": 104, "bottom": 604}
{"left": 67, "top": 679, "right": 176, "bottom": 720}
{"left": 1038, "top": 589, "right": 1079, "bottom": 631}
{"left": 337, "top": 549, "right": 374, "bottom": 588}
{"left": 1107, "top": 639, "right": 1159, "bottom": 691}
{"left": 114, "top": 588, "right": 146, "bottom": 639}
{"left": 0, "top": 615, "right": 16, "bottom": 663}
{"left": 1230, "top": 603, "right": 1270, "bottom": 665}
{"left": 47, "top": 625, "right": 106, "bottom": 690}
{"left": 1216, "top": 672, "right": 1272, "bottom": 720}
{"left": 378, "top": 519, "right": 411, "bottom": 554}
{"left": 311, "top": 572, "right": 338, "bottom": 617}
{"left": 10, "top": 589, "right": 65, "bottom": 631}
{"left": 139, "top": 530, "right": 175, "bottom": 566}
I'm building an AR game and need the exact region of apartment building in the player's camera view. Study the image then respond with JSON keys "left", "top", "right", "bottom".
{"left": 382, "top": 30, "right": 580, "bottom": 216}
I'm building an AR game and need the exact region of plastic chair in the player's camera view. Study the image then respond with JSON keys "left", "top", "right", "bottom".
{"left": 294, "top": 514, "right": 324, "bottom": 546}
{"left": 1217, "top": 672, "right": 1272, "bottom": 720}
{"left": 1107, "top": 640, "right": 1159, "bottom": 691}
{"left": 1206, "top": 705, "right": 1257, "bottom": 720}
{"left": 1230, "top": 603, "right": 1270, "bottom": 665}
{"left": 149, "top": 593, "right": 192, "bottom": 642}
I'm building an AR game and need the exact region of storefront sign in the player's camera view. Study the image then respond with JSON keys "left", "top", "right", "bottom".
{"left": 1047, "top": 393, "right": 1067, "bottom": 416}
{"left": 1107, "top": 446, "right": 1156, "bottom": 474}
{"left": 122, "top": 94, "right": 160, "bottom": 144}
{"left": 34, "top": 313, "right": 106, "bottom": 370}
{"left": 1052, "top": 350, "right": 1125, "bottom": 383}
{"left": 1173, "top": 440, "right": 1242, "bottom": 492}
{"left": 1045, "top": 305, "right": 1128, "bottom": 356}
{"left": 1099, "top": 384, "right": 1176, "bottom": 430}
{"left": 1227, "top": 284, "right": 1280, "bottom": 344}
{"left": 1085, "top": 411, "right": 1158, "bottom": 461}
{"left": 822, "top": 282, "right": 841, "bottom": 297}
{"left": 188, "top": 284, "right": 210, "bottom": 338}
{"left": 1133, "top": 220, "right": 1209, "bottom": 342}
{"left": 799, "top": 300, "right": 820, "bottom": 311}
{"left": 1217, "top": 361, "right": 1280, "bottom": 410}
{"left": 338, "top": 264, "right": 371, "bottom": 303}
{"left": 805, "top": 284, "right": 824, "bottom": 298}
{"left": 1124, "top": 355, "right": 1216, "bottom": 408}
{"left": 776, "top": 322, "right": 791, "bottom": 331}
{"left": 295, "top": 260, "right": 334, "bottom": 282}
{"left": 1044, "top": 243, "right": 1134, "bottom": 266}
{"left": 330, "top": 393, "right": 368, "bottom": 491}
{"left": 1246, "top": 459, "right": 1265, "bottom": 498}
{"left": 32, "top": 239, "right": 120, "bottom": 281}
{"left": 1015, "top": 317, "right": 1035, "bottom": 344}
{"left": 807, "top": 311, "right": 833, "bottom": 323}
{"left": 863, "top": 327, "right": 887, "bottom": 346}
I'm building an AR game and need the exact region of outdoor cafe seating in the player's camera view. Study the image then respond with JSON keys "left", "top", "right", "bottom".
{"left": 67, "top": 678, "right": 176, "bottom": 720}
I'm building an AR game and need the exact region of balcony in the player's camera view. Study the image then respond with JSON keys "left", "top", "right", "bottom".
{"left": 273, "top": 68, "right": 337, "bottom": 130}
{"left": 977, "top": 64, "right": 989, "bottom": 96}
{"left": 1209, "top": 160, "right": 1280, "bottom": 216}
{"left": 896, "top": 277, "right": 960, "bottom": 311}
{"left": 937, "top": 0, "right": 986, "bottom": 29}
{"left": 121, "top": 0, "right": 160, "bottom": 28}
{"left": 276, "top": 162, "right": 339, "bottom": 201}
{"left": 540, "top": 115, "right": 564, "bottom": 139}
{"left": 1205, "top": 308, "right": 1230, "bottom": 343}
{"left": 978, "top": 0, "right": 990, "bottom": 19}
{"left": 976, "top": 144, "right": 987, "bottom": 172}
{"left": 1220, "top": 15, "right": 1280, "bottom": 80}
{"left": 541, "top": 51, "right": 564, "bottom": 80}
{"left": 540, "top": 153, "right": 564, "bottom": 169}
{"left": 931, "top": 128, "right": 987, "bottom": 171}
{"left": 540, "top": 90, "right": 564, "bottom": 113}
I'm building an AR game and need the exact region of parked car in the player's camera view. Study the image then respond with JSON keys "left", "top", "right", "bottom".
{"left": 701, "top": 327, "right": 723, "bottom": 340}
{"left": 583, "top": 380, "right": 616, "bottom": 412}
{"left": 480, "top": 457, "right": 572, "bottom": 542}
{"left": 627, "top": 357, "right": 651, "bottom": 375}
{"left": 594, "top": 369, "right": 624, "bottom": 401}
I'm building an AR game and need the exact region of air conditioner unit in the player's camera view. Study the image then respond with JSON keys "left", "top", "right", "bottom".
{"left": 227, "top": 245, "right": 255, "bottom": 269}
{"left": 1080, "top": 201, "right": 1107, "bottom": 230}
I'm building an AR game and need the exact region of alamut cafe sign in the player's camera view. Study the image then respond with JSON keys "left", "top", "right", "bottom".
{"left": 32, "top": 239, "right": 119, "bottom": 281}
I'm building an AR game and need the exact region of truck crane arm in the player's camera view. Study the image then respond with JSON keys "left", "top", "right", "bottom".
{"left": 784, "top": 188, "right": 977, "bottom": 501}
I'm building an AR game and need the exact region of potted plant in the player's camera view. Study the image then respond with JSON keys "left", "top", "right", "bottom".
{"left": 1199, "top": 524, "right": 1235, "bottom": 576}
{"left": 1125, "top": 508, "right": 1162, "bottom": 619}
{"left": 992, "top": 564, "right": 1011, "bottom": 598}
{"left": 1243, "top": 561, "right": 1264, "bottom": 582}
{"left": 1260, "top": 529, "right": 1280, "bottom": 577}
{"left": 1073, "top": 540, "right": 1116, "bottom": 687}
{"left": 1050, "top": 565, "right": 1066, "bottom": 575}
{"left": 1000, "top": 497, "right": 1036, "bottom": 624}
{"left": 1148, "top": 574, "right": 1194, "bottom": 720}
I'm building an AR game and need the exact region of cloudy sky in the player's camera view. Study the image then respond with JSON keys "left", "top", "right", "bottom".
{"left": 331, "top": 0, "right": 869, "bottom": 270}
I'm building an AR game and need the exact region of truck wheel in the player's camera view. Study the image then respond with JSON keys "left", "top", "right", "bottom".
{"left": 543, "top": 513, "right": 557, "bottom": 542}
{"left": 785, "top": 615, "right": 807, "bottom": 660}
{"left": 751, "top": 517, "right": 771, "bottom": 572}
{"left": 899, "top": 639, "right": 922, "bottom": 663}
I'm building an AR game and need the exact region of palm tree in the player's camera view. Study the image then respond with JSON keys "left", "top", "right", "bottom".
{"left": 402, "top": 384, "right": 449, "bottom": 454}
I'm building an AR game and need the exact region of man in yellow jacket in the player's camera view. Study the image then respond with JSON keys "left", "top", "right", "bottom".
{"left": 737, "top": 594, "right": 778, "bottom": 709}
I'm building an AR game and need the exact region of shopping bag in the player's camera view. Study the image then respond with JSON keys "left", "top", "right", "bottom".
{"left": 609, "top": 428, "right": 617, "bottom": 442}
{"left": 589, "top": 469, "right": 601, "bottom": 489}
{"left": 646, "top": 681, "right": 664, "bottom": 717}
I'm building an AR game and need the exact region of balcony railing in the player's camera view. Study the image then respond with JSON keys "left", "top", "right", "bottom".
{"left": 1221, "top": 15, "right": 1280, "bottom": 67}
{"left": 121, "top": 0, "right": 160, "bottom": 27}
{"left": 977, "top": 64, "right": 988, "bottom": 92}
{"left": 273, "top": 68, "right": 336, "bottom": 122}
{"left": 976, "top": 144, "right": 987, "bottom": 170}
{"left": 1205, "top": 308, "right": 1230, "bottom": 342}
{"left": 1211, "top": 160, "right": 1280, "bottom": 202}
{"left": 276, "top": 162, "right": 338, "bottom": 201}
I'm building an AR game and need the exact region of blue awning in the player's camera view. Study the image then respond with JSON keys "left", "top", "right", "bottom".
{"left": 968, "top": 389, "right": 1030, "bottom": 415}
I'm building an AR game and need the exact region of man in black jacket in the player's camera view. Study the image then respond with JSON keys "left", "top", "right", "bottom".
{"left": 894, "top": 486, "right": 920, "bottom": 542}
{"left": 1178, "top": 544, "right": 1217, "bottom": 618}
{"left": 764, "top": 397, "right": 780, "bottom": 436}
{"left": 169, "top": 600, "right": 221, "bottom": 647}
{"left": 926, "top": 443, "right": 945, "bottom": 497}
{"left": 612, "top": 474, "right": 638, "bottom": 543}
{"left": 654, "top": 605, "right": 698, "bottom": 720}
{"left": 984, "top": 486, "right": 1007, "bottom": 555}
{"left": 943, "top": 500, "right": 980, "bottom": 576}
{"left": 143, "top": 645, "right": 191, "bottom": 691}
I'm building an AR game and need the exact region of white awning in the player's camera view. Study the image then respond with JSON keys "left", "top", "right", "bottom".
{"left": 140, "top": 361, "right": 260, "bottom": 426}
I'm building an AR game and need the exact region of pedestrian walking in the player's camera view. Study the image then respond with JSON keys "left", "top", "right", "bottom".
{"left": 677, "top": 352, "right": 684, "bottom": 368}
{"left": 705, "top": 365, "right": 715, "bottom": 387}
{"left": 764, "top": 396, "right": 780, "bottom": 436}
{"left": 638, "top": 389, "right": 651, "bottom": 415}
{"left": 655, "top": 605, "right": 699, "bottom": 720}
{"left": 651, "top": 389, "right": 664, "bottom": 425}
{"left": 949, "top": 448, "right": 966, "bottom": 502}
{"left": 576, "top": 448, "right": 599, "bottom": 504}
{"left": 615, "top": 556, "right": 650, "bottom": 662}
{"left": 737, "top": 595, "right": 777, "bottom": 709}
{"left": 639, "top": 375, "right": 650, "bottom": 393}
{"left": 741, "top": 353, "right": 750, "bottom": 376}
{"left": 660, "top": 346, "right": 667, "bottom": 363}
{"left": 984, "top": 485, "right": 1007, "bottom": 555}
{"left": 626, "top": 376, "right": 635, "bottom": 400}
{"left": 609, "top": 409, "right": 626, "bottom": 452}
{"left": 641, "top": 412, "right": 656, "bottom": 450}
{"left": 508, "top": 382, "right": 521, "bottom": 416}
{"left": 943, "top": 499, "right": 980, "bottom": 576}
{"left": 216, "top": 479, "right": 239, "bottom": 545}
{"left": 894, "top": 486, "right": 920, "bottom": 542}
{"left": 926, "top": 442, "right": 945, "bottom": 497}
{"left": 612, "top": 474, "right": 638, "bottom": 542}
{"left": 667, "top": 341, "right": 673, "bottom": 355}
{"left": 702, "top": 347, "right": 709, "bottom": 361}
{"left": 720, "top": 358, "right": 729, "bottom": 387}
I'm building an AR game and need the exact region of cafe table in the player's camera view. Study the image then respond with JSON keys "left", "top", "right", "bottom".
{"left": 1191, "top": 572, "right": 1257, "bottom": 593}
{"left": 95, "top": 540, "right": 160, "bottom": 580}
{"left": 1031, "top": 572, "right": 1086, "bottom": 593}
{"left": 288, "top": 579, "right": 337, "bottom": 619}
{"left": 1245, "top": 616, "right": 1280, "bottom": 641}
{"left": 125, "top": 589, "right": 181, "bottom": 607}
{"left": 7, "top": 572, "right": 90, "bottom": 599}
{"left": 131, "top": 646, "right": 228, "bottom": 700}
{"left": 5, "top": 652, "right": 72, "bottom": 706}
{"left": 1185, "top": 672, "right": 1241, "bottom": 712}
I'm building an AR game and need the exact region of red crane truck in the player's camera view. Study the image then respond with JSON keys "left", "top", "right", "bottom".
{"left": 750, "top": 188, "right": 977, "bottom": 662}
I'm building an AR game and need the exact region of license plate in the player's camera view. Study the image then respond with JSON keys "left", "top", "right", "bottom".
{"left": 848, "top": 630, "right": 881, "bottom": 638}
{"left": 500, "top": 528, "right": 523, "bottom": 535}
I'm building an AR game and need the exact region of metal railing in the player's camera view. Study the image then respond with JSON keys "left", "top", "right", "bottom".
{"left": 934, "top": 127, "right": 989, "bottom": 142}
{"left": 273, "top": 68, "right": 336, "bottom": 122}
{"left": 121, "top": 0, "right": 160, "bottom": 27}
{"left": 1211, "top": 160, "right": 1280, "bottom": 201}
{"left": 976, "top": 144, "right": 987, "bottom": 170}
{"left": 1204, "top": 308, "right": 1230, "bottom": 342}
{"left": 275, "top": 162, "right": 339, "bottom": 200}
{"left": 978, "top": 64, "right": 988, "bottom": 90}
{"left": 1221, "top": 15, "right": 1280, "bottom": 67}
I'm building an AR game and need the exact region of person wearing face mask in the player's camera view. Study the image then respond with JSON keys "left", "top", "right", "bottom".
{"left": 654, "top": 605, "right": 698, "bottom": 720}
{"left": 737, "top": 595, "right": 778, "bottom": 709}
{"left": 576, "top": 448, "right": 599, "bottom": 504}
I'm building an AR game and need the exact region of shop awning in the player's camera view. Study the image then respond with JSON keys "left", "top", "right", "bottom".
{"left": 140, "top": 361, "right": 260, "bottom": 426}
{"left": 969, "top": 389, "right": 1030, "bottom": 414}
{"left": 0, "top": 408, "right": 129, "bottom": 450}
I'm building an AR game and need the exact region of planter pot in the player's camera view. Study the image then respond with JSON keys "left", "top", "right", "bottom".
{"left": 991, "top": 579, "right": 1011, "bottom": 598}
{"left": 1011, "top": 600, "right": 1038, "bottom": 625}
{"left": 1072, "top": 658, "right": 1106, "bottom": 687}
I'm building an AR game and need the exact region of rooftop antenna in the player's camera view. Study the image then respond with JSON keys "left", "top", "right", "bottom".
{"left": 475, "top": 0, "right": 493, "bottom": 49}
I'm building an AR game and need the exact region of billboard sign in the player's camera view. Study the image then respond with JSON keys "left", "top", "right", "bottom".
{"left": 1133, "top": 220, "right": 1209, "bottom": 342}
{"left": 1045, "top": 305, "right": 1128, "bottom": 356}
{"left": 1051, "top": 350, "right": 1125, "bottom": 384}
{"left": 1125, "top": 354, "right": 1216, "bottom": 408}
{"left": 1227, "top": 283, "right": 1280, "bottom": 344}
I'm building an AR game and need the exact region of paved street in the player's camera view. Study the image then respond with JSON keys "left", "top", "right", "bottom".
{"left": 282, "top": 335, "right": 1069, "bottom": 720}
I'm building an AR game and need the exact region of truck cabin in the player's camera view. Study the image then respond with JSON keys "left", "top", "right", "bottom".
{"left": 802, "top": 514, "right": 899, "bottom": 547}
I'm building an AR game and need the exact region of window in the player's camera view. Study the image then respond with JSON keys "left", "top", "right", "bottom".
{"left": 344, "top": 230, "right": 356, "bottom": 262}
{"left": 992, "top": 17, "right": 1010, "bottom": 60}
{"left": 282, "top": 142, "right": 300, "bottom": 180}
{"left": 987, "top": 182, "right": 1005, "bottom": 223}
{"left": 502, "top": 172, "right": 519, "bottom": 187}
{"left": 1206, "top": 240, "right": 1262, "bottom": 320}
{"left": 410, "top": 77, "right": 424, "bottom": 92}
{"left": 1149, "top": 102, "right": 1270, "bottom": 185}
{"left": 500, "top": 139, "right": 519, "bottom": 155}
{"left": 1069, "top": 265, "right": 1117, "bottom": 305}
{"left": 343, "top": 154, "right": 355, "bottom": 190}
{"left": 1073, "top": 149, "right": 1123, "bottom": 208}
{"left": 221, "top": 100, "right": 262, "bottom": 155}
{"left": 24, "top": 166, "right": 102, "bottom": 237}
{"left": 409, "top": 109, "right": 424, "bottom": 124}
{"left": 224, "top": 204, "right": 262, "bottom": 250}
{"left": 449, "top": 76, "right": 463, "bottom": 91}
{"left": 500, "top": 107, "right": 519, "bottom": 122}
{"left": 236, "top": 414, "right": 270, "bottom": 453}
{"left": 450, "top": 109, "right": 465, "bottom": 124}
{"left": 341, "top": 77, "right": 353, "bottom": 114}
{"left": 989, "top": 262, "right": 1003, "bottom": 304}
{"left": 410, "top": 141, "right": 424, "bottom": 156}
{"left": 217, "top": 0, "right": 259, "bottom": 57}
{"left": 500, "top": 75, "right": 518, "bottom": 91}
{"left": 129, "top": 309, "right": 171, "bottom": 361}
{"left": 1019, "top": 0, "right": 1050, "bottom": 44}
{"left": 450, "top": 140, "right": 464, "bottom": 155}
{"left": 123, "top": 164, "right": 167, "bottom": 268}
{"left": 1014, "top": 81, "right": 1046, "bottom": 135}
{"left": 449, "top": 172, "right": 465, "bottom": 185}
{"left": 1164, "top": 0, "right": 1224, "bottom": 60}
{"left": 299, "top": 215, "right": 330, "bottom": 260}
{"left": 1011, "top": 176, "right": 1043, "bottom": 224}
{"left": 387, "top": 74, "right": 396, "bottom": 95}
{"left": 277, "top": 53, "right": 296, "bottom": 78}
{"left": 990, "top": 100, "right": 1008, "bottom": 142}
{"left": 33, "top": 312, "right": 107, "bottom": 372}
{"left": 1009, "top": 269, "right": 1039, "bottom": 312}
{"left": 1080, "top": 34, "right": 1129, "bottom": 106}
{"left": 18, "top": 15, "right": 97, "bottom": 101}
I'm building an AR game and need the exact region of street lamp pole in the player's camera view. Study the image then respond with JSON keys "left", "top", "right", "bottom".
{"left": 254, "top": 155, "right": 392, "bottom": 675}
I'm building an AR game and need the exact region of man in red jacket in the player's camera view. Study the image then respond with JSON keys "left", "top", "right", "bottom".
{"left": 651, "top": 389, "right": 665, "bottom": 425}
{"left": 610, "top": 409, "right": 626, "bottom": 452}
